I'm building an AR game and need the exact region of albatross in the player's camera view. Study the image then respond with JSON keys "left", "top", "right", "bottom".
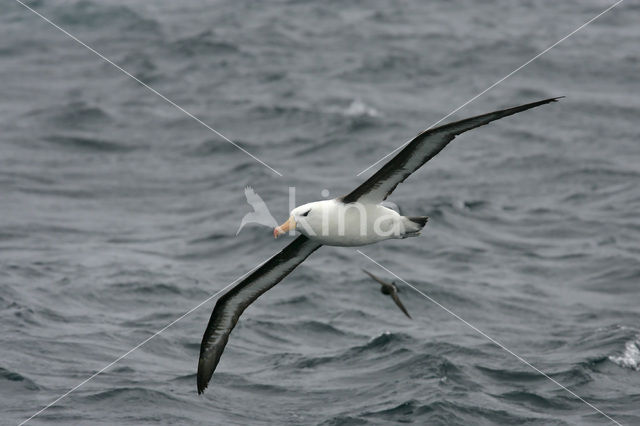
{"left": 197, "top": 97, "right": 560, "bottom": 393}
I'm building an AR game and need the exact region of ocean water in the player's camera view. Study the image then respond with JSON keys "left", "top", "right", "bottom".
{"left": 1, "top": 0, "right": 639, "bottom": 424}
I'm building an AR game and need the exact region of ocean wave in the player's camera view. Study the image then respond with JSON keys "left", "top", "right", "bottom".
{"left": 360, "top": 398, "right": 551, "bottom": 425}
{"left": 357, "top": 331, "right": 413, "bottom": 353}
{"left": 326, "top": 99, "right": 381, "bottom": 118}
{"left": 111, "top": 281, "right": 184, "bottom": 296}
{"left": 248, "top": 319, "right": 349, "bottom": 341}
{"left": 587, "top": 264, "right": 640, "bottom": 293}
{"left": 0, "top": 366, "right": 39, "bottom": 391}
{"left": 476, "top": 365, "right": 557, "bottom": 383}
{"left": 609, "top": 336, "right": 640, "bottom": 371}
{"left": 494, "top": 390, "right": 572, "bottom": 410}
{"left": 52, "top": 1, "right": 160, "bottom": 35}
{"left": 82, "top": 387, "right": 179, "bottom": 403}
{"left": 119, "top": 51, "right": 159, "bottom": 83}
{"left": 337, "top": 52, "right": 441, "bottom": 83}
{"left": 24, "top": 102, "right": 114, "bottom": 129}
{"left": 272, "top": 294, "right": 318, "bottom": 307}
{"left": 222, "top": 373, "right": 290, "bottom": 395}
{"left": 275, "top": 332, "right": 415, "bottom": 370}
{"left": 169, "top": 30, "right": 242, "bottom": 57}
{"left": 184, "top": 138, "right": 253, "bottom": 156}
{"left": 43, "top": 134, "right": 135, "bottom": 153}
{"left": 247, "top": 103, "right": 317, "bottom": 122}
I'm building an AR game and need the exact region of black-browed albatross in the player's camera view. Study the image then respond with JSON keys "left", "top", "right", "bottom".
{"left": 197, "top": 97, "right": 560, "bottom": 393}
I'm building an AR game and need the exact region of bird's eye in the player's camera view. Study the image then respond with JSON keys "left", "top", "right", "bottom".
{"left": 301, "top": 209, "right": 311, "bottom": 217}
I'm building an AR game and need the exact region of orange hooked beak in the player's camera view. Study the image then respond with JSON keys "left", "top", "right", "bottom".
{"left": 274, "top": 216, "right": 296, "bottom": 238}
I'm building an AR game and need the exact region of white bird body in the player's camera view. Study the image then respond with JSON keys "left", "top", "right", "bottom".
{"left": 288, "top": 200, "right": 422, "bottom": 246}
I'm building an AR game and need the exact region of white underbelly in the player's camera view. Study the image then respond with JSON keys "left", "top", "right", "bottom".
{"left": 299, "top": 203, "right": 404, "bottom": 247}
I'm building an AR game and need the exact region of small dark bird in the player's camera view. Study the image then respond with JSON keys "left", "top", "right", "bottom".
{"left": 363, "top": 270, "right": 412, "bottom": 319}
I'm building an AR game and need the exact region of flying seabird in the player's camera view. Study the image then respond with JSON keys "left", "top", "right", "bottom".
{"left": 197, "top": 97, "right": 560, "bottom": 393}
{"left": 363, "top": 269, "right": 412, "bottom": 319}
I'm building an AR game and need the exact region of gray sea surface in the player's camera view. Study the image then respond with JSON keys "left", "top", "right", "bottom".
{"left": 1, "top": 0, "right": 639, "bottom": 425}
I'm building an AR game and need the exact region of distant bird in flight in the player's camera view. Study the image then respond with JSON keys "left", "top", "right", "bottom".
{"left": 236, "top": 186, "right": 278, "bottom": 235}
{"left": 197, "top": 97, "right": 561, "bottom": 394}
{"left": 363, "top": 269, "right": 412, "bottom": 319}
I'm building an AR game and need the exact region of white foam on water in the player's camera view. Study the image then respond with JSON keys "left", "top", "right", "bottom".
{"left": 609, "top": 336, "right": 640, "bottom": 371}
{"left": 343, "top": 99, "right": 380, "bottom": 117}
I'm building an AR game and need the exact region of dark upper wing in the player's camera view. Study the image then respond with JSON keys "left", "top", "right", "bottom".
{"left": 389, "top": 289, "right": 412, "bottom": 319}
{"left": 342, "top": 97, "right": 561, "bottom": 203}
{"left": 197, "top": 235, "right": 322, "bottom": 394}
{"left": 362, "top": 269, "right": 392, "bottom": 287}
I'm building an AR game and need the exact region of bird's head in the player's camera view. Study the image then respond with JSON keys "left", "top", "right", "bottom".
{"left": 273, "top": 202, "right": 316, "bottom": 238}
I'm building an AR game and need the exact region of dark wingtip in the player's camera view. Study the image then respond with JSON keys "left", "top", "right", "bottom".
{"left": 522, "top": 96, "right": 564, "bottom": 108}
{"left": 197, "top": 375, "right": 207, "bottom": 394}
{"left": 541, "top": 96, "right": 564, "bottom": 104}
{"left": 197, "top": 375, "right": 210, "bottom": 395}
{"left": 527, "top": 96, "right": 563, "bottom": 107}
{"left": 196, "top": 358, "right": 213, "bottom": 395}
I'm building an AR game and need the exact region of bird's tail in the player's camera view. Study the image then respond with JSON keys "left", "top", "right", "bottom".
{"left": 401, "top": 216, "right": 428, "bottom": 237}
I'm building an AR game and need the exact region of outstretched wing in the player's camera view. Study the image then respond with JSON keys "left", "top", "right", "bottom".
{"left": 197, "top": 235, "right": 322, "bottom": 394}
{"left": 342, "top": 97, "right": 561, "bottom": 203}
{"left": 363, "top": 269, "right": 392, "bottom": 287}
{"left": 389, "top": 289, "right": 412, "bottom": 319}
